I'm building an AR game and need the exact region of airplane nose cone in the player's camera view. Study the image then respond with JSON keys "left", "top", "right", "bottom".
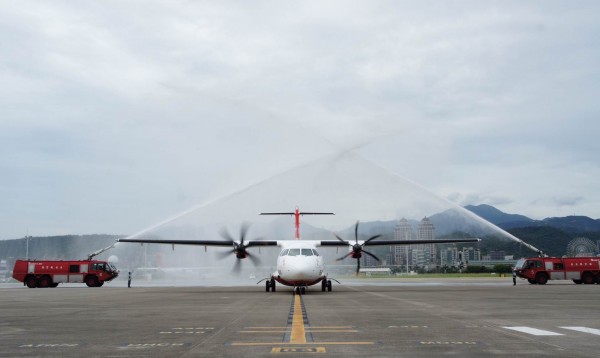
{"left": 282, "top": 259, "right": 316, "bottom": 280}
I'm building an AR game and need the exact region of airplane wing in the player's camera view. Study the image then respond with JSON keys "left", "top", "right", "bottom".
{"left": 319, "top": 238, "right": 481, "bottom": 246}
{"left": 118, "top": 238, "right": 279, "bottom": 247}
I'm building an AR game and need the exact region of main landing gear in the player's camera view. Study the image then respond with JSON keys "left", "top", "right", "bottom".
{"left": 321, "top": 279, "right": 332, "bottom": 292}
{"left": 266, "top": 278, "right": 276, "bottom": 292}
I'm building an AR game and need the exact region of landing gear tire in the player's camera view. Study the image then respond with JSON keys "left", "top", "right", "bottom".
{"left": 321, "top": 279, "right": 326, "bottom": 292}
{"left": 271, "top": 279, "right": 276, "bottom": 292}
{"left": 301, "top": 287, "right": 306, "bottom": 294}
{"left": 266, "top": 280, "right": 271, "bottom": 292}
{"left": 327, "top": 280, "right": 332, "bottom": 292}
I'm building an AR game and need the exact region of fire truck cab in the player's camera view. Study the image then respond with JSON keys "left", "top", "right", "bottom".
{"left": 514, "top": 256, "right": 600, "bottom": 285}
{"left": 12, "top": 260, "right": 119, "bottom": 288}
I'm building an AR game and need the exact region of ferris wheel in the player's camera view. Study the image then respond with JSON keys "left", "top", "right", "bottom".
{"left": 565, "top": 237, "right": 597, "bottom": 257}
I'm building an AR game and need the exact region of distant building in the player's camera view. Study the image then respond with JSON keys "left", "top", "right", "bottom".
{"left": 489, "top": 250, "right": 506, "bottom": 261}
{"left": 417, "top": 217, "right": 436, "bottom": 265}
{"left": 392, "top": 218, "right": 413, "bottom": 268}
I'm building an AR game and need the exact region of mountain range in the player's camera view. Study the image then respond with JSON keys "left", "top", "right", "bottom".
{"left": 463, "top": 204, "right": 600, "bottom": 233}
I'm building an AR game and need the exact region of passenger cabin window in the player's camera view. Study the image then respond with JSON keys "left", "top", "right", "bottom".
{"left": 302, "top": 248, "right": 313, "bottom": 256}
{"left": 288, "top": 249, "right": 301, "bottom": 256}
{"left": 69, "top": 265, "right": 80, "bottom": 273}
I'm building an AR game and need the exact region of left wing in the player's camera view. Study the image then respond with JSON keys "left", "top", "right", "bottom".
{"left": 118, "top": 238, "right": 278, "bottom": 247}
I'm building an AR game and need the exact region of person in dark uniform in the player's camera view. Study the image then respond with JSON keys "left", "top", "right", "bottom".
{"left": 128, "top": 271, "right": 132, "bottom": 288}
{"left": 512, "top": 267, "right": 517, "bottom": 286}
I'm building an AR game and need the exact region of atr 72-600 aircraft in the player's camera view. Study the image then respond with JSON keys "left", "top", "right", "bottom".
{"left": 118, "top": 208, "right": 479, "bottom": 294}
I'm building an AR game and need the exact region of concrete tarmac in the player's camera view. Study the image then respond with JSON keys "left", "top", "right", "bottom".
{"left": 1, "top": 278, "right": 599, "bottom": 357}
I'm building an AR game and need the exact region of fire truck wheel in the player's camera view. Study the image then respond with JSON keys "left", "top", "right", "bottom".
{"left": 38, "top": 276, "right": 51, "bottom": 288}
{"left": 573, "top": 279, "right": 582, "bottom": 284}
{"left": 50, "top": 283, "right": 59, "bottom": 288}
{"left": 85, "top": 275, "right": 99, "bottom": 287}
{"left": 535, "top": 273, "right": 548, "bottom": 285}
{"left": 25, "top": 276, "right": 38, "bottom": 288}
{"left": 581, "top": 272, "right": 594, "bottom": 284}
{"left": 95, "top": 282, "right": 104, "bottom": 287}
{"left": 527, "top": 279, "right": 536, "bottom": 284}
{"left": 595, "top": 275, "right": 600, "bottom": 284}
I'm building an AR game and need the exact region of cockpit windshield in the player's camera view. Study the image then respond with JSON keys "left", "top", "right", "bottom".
{"left": 282, "top": 248, "right": 319, "bottom": 257}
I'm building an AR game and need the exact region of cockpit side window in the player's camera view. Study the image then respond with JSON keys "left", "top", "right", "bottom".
{"left": 312, "top": 249, "right": 319, "bottom": 256}
{"left": 288, "top": 249, "right": 301, "bottom": 256}
{"left": 302, "top": 248, "right": 313, "bottom": 256}
{"left": 280, "top": 249, "right": 289, "bottom": 256}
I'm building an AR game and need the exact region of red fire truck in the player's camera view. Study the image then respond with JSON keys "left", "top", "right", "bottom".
{"left": 514, "top": 256, "right": 600, "bottom": 285}
{"left": 12, "top": 260, "right": 119, "bottom": 288}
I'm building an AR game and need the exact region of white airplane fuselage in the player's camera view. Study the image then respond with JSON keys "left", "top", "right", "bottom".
{"left": 273, "top": 241, "right": 325, "bottom": 287}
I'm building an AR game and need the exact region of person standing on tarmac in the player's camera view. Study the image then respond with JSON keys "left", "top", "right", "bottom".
{"left": 128, "top": 271, "right": 132, "bottom": 288}
{"left": 512, "top": 267, "right": 517, "bottom": 286}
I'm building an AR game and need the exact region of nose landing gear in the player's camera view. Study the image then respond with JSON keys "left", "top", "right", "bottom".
{"left": 294, "top": 286, "right": 306, "bottom": 295}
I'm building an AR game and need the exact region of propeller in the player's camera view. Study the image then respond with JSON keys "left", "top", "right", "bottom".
{"left": 335, "top": 221, "right": 382, "bottom": 275}
{"left": 217, "top": 222, "right": 261, "bottom": 273}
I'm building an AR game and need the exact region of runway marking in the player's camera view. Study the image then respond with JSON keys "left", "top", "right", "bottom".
{"left": 503, "top": 327, "right": 563, "bottom": 336}
{"left": 559, "top": 327, "right": 600, "bottom": 335}
{"left": 231, "top": 294, "right": 373, "bottom": 348}
{"left": 231, "top": 342, "right": 374, "bottom": 346}
{"left": 271, "top": 347, "right": 326, "bottom": 353}
{"left": 289, "top": 294, "right": 308, "bottom": 343}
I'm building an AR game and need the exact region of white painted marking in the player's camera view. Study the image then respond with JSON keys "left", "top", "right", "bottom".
{"left": 503, "top": 327, "right": 563, "bottom": 336}
{"left": 560, "top": 327, "right": 600, "bottom": 336}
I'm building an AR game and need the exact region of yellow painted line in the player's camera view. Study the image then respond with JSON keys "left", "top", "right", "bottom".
{"left": 231, "top": 342, "right": 374, "bottom": 346}
{"left": 290, "top": 295, "right": 306, "bottom": 344}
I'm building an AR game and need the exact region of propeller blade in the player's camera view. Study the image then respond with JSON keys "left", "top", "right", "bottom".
{"left": 334, "top": 234, "right": 350, "bottom": 245}
{"left": 219, "top": 228, "right": 235, "bottom": 243}
{"left": 336, "top": 252, "right": 352, "bottom": 261}
{"left": 247, "top": 252, "right": 261, "bottom": 266}
{"left": 356, "top": 256, "right": 361, "bottom": 275}
{"left": 217, "top": 249, "right": 234, "bottom": 259}
{"left": 354, "top": 221, "right": 359, "bottom": 243}
{"left": 232, "top": 259, "right": 242, "bottom": 274}
{"left": 364, "top": 234, "right": 382, "bottom": 245}
{"left": 362, "top": 249, "right": 381, "bottom": 262}
{"left": 239, "top": 222, "right": 250, "bottom": 245}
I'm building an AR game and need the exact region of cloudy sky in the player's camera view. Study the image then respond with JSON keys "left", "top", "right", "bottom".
{"left": 1, "top": 1, "right": 599, "bottom": 240}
